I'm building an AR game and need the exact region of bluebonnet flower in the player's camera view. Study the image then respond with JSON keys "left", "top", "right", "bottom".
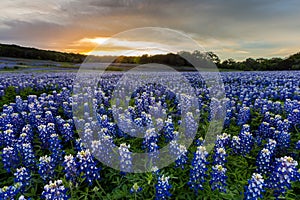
{"left": 151, "top": 166, "right": 160, "bottom": 176}
{"left": 195, "top": 137, "right": 204, "bottom": 146}
{"left": 215, "top": 133, "right": 231, "bottom": 149}
{"left": 231, "top": 136, "right": 241, "bottom": 155}
{"left": 49, "top": 134, "right": 64, "bottom": 165}
{"left": 267, "top": 156, "right": 298, "bottom": 198}
{"left": 2, "top": 128, "right": 16, "bottom": 147}
{"left": 210, "top": 165, "right": 227, "bottom": 192}
{"left": 11, "top": 113, "right": 24, "bottom": 133}
{"left": 38, "top": 155, "right": 55, "bottom": 182}
{"left": 75, "top": 138, "right": 86, "bottom": 152}
{"left": 119, "top": 143, "right": 133, "bottom": 173}
{"left": 41, "top": 180, "right": 69, "bottom": 200}
{"left": 130, "top": 183, "right": 142, "bottom": 194}
{"left": 182, "top": 112, "right": 198, "bottom": 138}
{"left": 264, "top": 139, "right": 277, "bottom": 152}
{"left": 17, "top": 133, "right": 32, "bottom": 145}
{"left": 155, "top": 175, "right": 172, "bottom": 200}
{"left": 287, "top": 109, "right": 300, "bottom": 127}
{"left": 239, "top": 131, "right": 254, "bottom": 156}
{"left": 141, "top": 111, "right": 152, "bottom": 126}
{"left": 213, "top": 147, "right": 227, "bottom": 165}
{"left": 1, "top": 146, "right": 19, "bottom": 172}
{"left": 163, "top": 117, "right": 175, "bottom": 142}
{"left": 143, "top": 128, "right": 159, "bottom": 151}
{"left": 224, "top": 109, "right": 233, "bottom": 127}
{"left": 244, "top": 173, "right": 265, "bottom": 200}
{"left": 188, "top": 146, "right": 208, "bottom": 193}
{"left": 37, "top": 125, "right": 50, "bottom": 148}
{"left": 19, "top": 195, "right": 31, "bottom": 200}
{"left": 273, "top": 130, "right": 290, "bottom": 150}
{"left": 15, "top": 95, "right": 23, "bottom": 112}
{"left": 81, "top": 127, "right": 93, "bottom": 147}
{"left": 22, "top": 124, "right": 33, "bottom": 140}
{"left": 0, "top": 183, "right": 22, "bottom": 200}
{"left": 241, "top": 124, "right": 251, "bottom": 132}
{"left": 77, "top": 149, "right": 101, "bottom": 185}
{"left": 14, "top": 167, "right": 31, "bottom": 192}
{"left": 91, "top": 133, "right": 115, "bottom": 166}
{"left": 45, "top": 111, "right": 55, "bottom": 124}
{"left": 63, "top": 154, "right": 78, "bottom": 183}
{"left": 61, "top": 123, "right": 74, "bottom": 142}
{"left": 277, "top": 119, "right": 290, "bottom": 132}
{"left": 147, "top": 142, "right": 159, "bottom": 167}
{"left": 47, "top": 122, "right": 56, "bottom": 133}
{"left": 256, "top": 148, "right": 273, "bottom": 175}
{"left": 258, "top": 122, "right": 271, "bottom": 139}
{"left": 237, "top": 106, "right": 250, "bottom": 125}
{"left": 20, "top": 143, "right": 36, "bottom": 170}
{"left": 169, "top": 141, "right": 188, "bottom": 169}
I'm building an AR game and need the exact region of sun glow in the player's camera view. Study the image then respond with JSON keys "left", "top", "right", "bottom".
{"left": 79, "top": 37, "right": 111, "bottom": 45}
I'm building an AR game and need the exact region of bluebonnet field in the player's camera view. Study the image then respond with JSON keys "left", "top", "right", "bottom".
{"left": 0, "top": 71, "right": 300, "bottom": 200}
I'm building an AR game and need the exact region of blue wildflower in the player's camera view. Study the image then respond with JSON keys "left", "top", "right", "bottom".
{"left": 188, "top": 146, "right": 208, "bottom": 193}
{"left": 213, "top": 147, "right": 227, "bottom": 165}
{"left": 61, "top": 123, "right": 74, "bottom": 142}
{"left": 237, "top": 106, "right": 250, "bottom": 126}
{"left": 155, "top": 175, "right": 172, "bottom": 200}
{"left": 0, "top": 183, "right": 22, "bottom": 200}
{"left": 244, "top": 173, "right": 265, "bottom": 200}
{"left": 256, "top": 148, "right": 273, "bottom": 175}
{"left": 210, "top": 165, "right": 227, "bottom": 192}
{"left": 20, "top": 143, "right": 36, "bottom": 170}
{"left": 14, "top": 167, "right": 31, "bottom": 192}
{"left": 169, "top": 141, "right": 188, "bottom": 169}
{"left": 38, "top": 155, "right": 55, "bottom": 182}
{"left": 119, "top": 143, "right": 133, "bottom": 173}
{"left": 49, "top": 134, "right": 64, "bottom": 165}
{"left": 2, "top": 146, "right": 19, "bottom": 173}
{"left": 77, "top": 149, "right": 101, "bottom": 185}
{"left": 63, "top": 154, "right": 78, "bottom": 183}
{"left": 267, "top": 156, "right": 298, "bottom": 198}
{"left": 41, "top": 180, "right": 69, "bottom": 200}
{"left": 130, "top": 183, "right": 142, "bottom": 194}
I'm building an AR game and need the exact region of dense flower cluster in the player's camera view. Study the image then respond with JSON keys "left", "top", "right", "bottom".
{"left": 0, "top": 71, "right": 300, "bottom": 199}
{"left": 266, "top": 156, "right": 298, "bottom": 197}
{"left": 1, "top": 146, "right": 19, "bottom": 172}
{"left": 76, "top": 149, "right": 101, "bottom": 185}
{"left": 188, "top": 146, "right": 208, "bottom": 193}
{"left": 14, "top": 167, "right": 31, "bottom": 191}
{"left": 0, "top": 183, "right": 22, "bottom": 200}
{"left": 41, "top": 180, "right": 69, "bottom": 200}
{"left": 63, "top": 154, "right": 78, "bottom": 183}
{"left": 169, "top": 140, "right": 188, "bottom": 169}
{"left": 119, "top": 143, "right": 132, "bottom": 173}
{"left": 38, "top": 155, "right": 55, "bottom": 182}
{"left": 155, "top": 175, "right": 172, "bottom": 200}
{"left": 210, "top": 165, "right": 227, "bottom": 192}
{"left": 244, "top": 173, "right": 265, "bottom": 200}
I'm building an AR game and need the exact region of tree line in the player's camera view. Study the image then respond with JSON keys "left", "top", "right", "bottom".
{"left": 0, "top": 43, "right": 299, "bottom": 70}
{"left": 0, "top": 43, "right": 86, "bottom": 63}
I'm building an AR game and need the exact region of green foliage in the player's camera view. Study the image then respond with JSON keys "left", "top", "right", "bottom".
{"left": 0, "top": 43, "right": 86, "bottom": 63}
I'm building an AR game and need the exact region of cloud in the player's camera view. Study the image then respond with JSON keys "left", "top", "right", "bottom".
{"left": 0, "top": 0, "right": 299, "bottom": 59}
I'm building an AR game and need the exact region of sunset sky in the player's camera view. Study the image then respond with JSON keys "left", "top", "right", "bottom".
{"left": 0, "top": 0, "right": 299, "bottom": 60}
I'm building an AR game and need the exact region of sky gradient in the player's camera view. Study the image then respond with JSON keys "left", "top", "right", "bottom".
{"left": 0, "top": 0, "right": 299, "bottom": 60}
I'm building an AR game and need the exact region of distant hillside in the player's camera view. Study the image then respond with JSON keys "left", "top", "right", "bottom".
{"left": 0, "top": 43, "right": 86, "bottom": 63}
{"left": 0, "top": 43, "right": 299, "bottom": 71}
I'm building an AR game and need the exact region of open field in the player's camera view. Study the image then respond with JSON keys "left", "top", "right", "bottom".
{"left": 0, "top": 70, "right": 299, "bottom": 199}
